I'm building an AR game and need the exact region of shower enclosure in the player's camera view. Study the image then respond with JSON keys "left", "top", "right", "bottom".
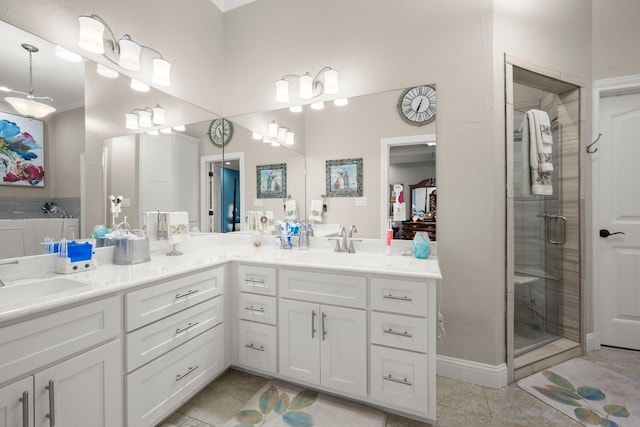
{"left": 506, "top": 60, "right": 583, "bottom": 381}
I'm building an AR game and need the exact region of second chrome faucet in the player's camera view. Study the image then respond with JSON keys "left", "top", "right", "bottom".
{"left": 331, "top": 225, "right": 361, "bottom": 253}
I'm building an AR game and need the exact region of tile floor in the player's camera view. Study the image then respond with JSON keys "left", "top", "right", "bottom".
{"left": 159, "top": 347, "right": 640, "bottom": 427}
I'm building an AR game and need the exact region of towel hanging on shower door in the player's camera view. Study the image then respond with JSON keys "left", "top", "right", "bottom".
{"left": 527, "top": 109, "right": 553, "bottom": 195}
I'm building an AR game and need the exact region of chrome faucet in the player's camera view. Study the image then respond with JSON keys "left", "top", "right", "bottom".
{"left": 330, "top": 227, "right": 348, "bottom": 252}
{"left": 0, "top": 259, "right": 19, "bottom": 287}
{"left": 347, "top": 225, "right": 361, "bottom": 253}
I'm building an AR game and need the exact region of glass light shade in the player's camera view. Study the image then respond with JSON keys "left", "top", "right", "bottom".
{"left": 173, "top": 125, "right": 186, "bottom": 132}
{"left": 125, "top": 113, "right": 138, "bottom": 129}
{"left": 55, "top": 46, "right": 82, "bottom": 63}
{"left": 151, "top": 106, "right": 166, "bottom": 125}
{"left": 310, "top": 102, "right": 324, "bottom": 110}
{"left": 138, "top": 110, "right": 152, "bottom": 127}
{"left": 146, "top": 129, "right": 159, "bottom": 135}
{"left": 334, "top": 98, "right": 349, "bottom": 106}
{"left": 285, "top": 131, "right": 295, "bottom": 145}
{"left": 275, "top": 79, "right": 290, "bottom": 102}
{"left": 277, "top": 127, "right": 287, "bottom": 141}
{"left": 118, "top": 38, "right": 141, "bottom": 71}
{"left": 252, "top": 132, "right": 262, "bottom": 140}
{"left": 289, "top": 105, "right": 303, "bottom": 113}
{"left": 152, "top": 58, "right": 171, "bottom": 87}
{"left": 323, "top": 69, "right": 339, "bottom": 94}
{"left": 78, "top": 16, "right": 105, "bottom": 54}
{"left": 271, "top": 141, "right": 280, "bottom": 147}
{"left": 262, "top": 137, "right": 271, "bottom": 144}
{"left": 160, "top": 127, "right": 172, "bottom": 134}
{"left": 96, "top": 63, "right": 119, "bottom": 79}
{"left": 5, "top": 97, "right": 56, "bottom": 118}
{"left": 130, "top": 78, "right": 150, "bottom": 92}
{"left": 268, "top": 121, "right": 278, "bottom": 138}
{"left": 298, "top": 74, "right": 313, "bottom": 99}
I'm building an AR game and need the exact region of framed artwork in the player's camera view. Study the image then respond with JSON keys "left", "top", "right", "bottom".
{"left": 326, "top": 158, "right": 363, "bottom": 197}
{"left": 257, "top": 163, "right": 287, "bottom": 198}
{"left": 0, "top": 111, "right": 45, "bottom": 187}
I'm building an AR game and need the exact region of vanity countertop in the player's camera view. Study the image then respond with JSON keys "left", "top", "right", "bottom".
{"left": 0, "top": 233, "right": 441, "bottom": 324}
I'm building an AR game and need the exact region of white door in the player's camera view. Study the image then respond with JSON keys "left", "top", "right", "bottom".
{"left": 34, "top": 340, "right": 122, "bottom": 427}
{"left": 597, "top": 91, "right": 640, "bottom": 350}
{"left": 320, "top": 305, "right": 367, "bottom": 397}
{"left": 278, "top": 299, "right": 320, "bottom": 384}
{"left": 0, "top": 377, "right": 33, "bottom": 427}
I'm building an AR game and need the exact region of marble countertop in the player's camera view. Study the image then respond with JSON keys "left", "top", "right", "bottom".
{"left": 0, "top": 233, "right": 440, "bottom": 324}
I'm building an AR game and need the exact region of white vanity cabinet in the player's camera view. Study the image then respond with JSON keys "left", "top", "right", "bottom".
{"left": 278, "top": 269, "right": 367, "bottom": 397}
{"left": 236, "top": 265, "right": 277, "bottom": 374}
{"left": 369, "top": 276, "right": 436, "bottom": 419}
{"left": 124, "top": 267, "right": 225, "bottom": 427}
{"left": 0, "top": 296, "right": 122, "bottom": 427}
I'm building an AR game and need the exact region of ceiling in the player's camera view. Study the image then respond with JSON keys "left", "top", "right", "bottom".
{"left": 0, "top": 20, "right": 85, "bottom": 114}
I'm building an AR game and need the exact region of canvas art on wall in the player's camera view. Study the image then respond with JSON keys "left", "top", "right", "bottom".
{"left": 326, "top": 158, "right": 363, "bottom": 197}
{"left": 0, "top": 111, "right": 45, "bottom": 187}
{"left": 257, "top": 163, "right": 287, "bottom": 198}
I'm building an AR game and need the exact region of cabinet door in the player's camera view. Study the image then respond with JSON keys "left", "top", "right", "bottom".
{"left": 320, "top": 305, "right": 367, "bottom": 397}
{"left": 0, "top": 377, "right": 33, "bottom": 427}
{"left": 278, "top": 299, "right": 320, "bottom": 384}
{"left": 34, "top": 340, "right": 122, "bottom": 427}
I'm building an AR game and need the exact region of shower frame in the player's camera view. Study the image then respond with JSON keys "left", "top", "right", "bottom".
{"left": 505, "top": 55, "right": 586, "bottom": 383}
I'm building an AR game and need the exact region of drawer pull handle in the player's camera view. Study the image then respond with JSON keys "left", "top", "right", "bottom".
{"left": 383, "top": 374, "right": 412, "bottom": 386}
{"left": 245, "top": 343, "right": 265, "bottom": 351}
{"left": 175, "top": 289, "right": 200, "bottom": 299}
{"left": 322, "top": 312, "right": 327, "bottom": 341}
{"left": 383, "top": 294, "right": 412, "bottom": 302}
{"left": 384, "top": 328, "right": 413, "bottom": 338}
{"left": 245, "top": 305, "right": 265, "bottom": 313}
{"left": 176, "top": 365, "right": 199, "bottom": 381}
{"left": 45, "top": 380, "right": 55, "bottom": 427}
{"left": 19, "top": 391, "right": 29, "bottom": 427}
{"left": 311, "top": 310, "right": 317, "bottom": 338}
{"left": 176, "top": 321, "right": 199, "bottom": 334}
{"left": 245, "top": 278, "right": 266, "bottom": 286}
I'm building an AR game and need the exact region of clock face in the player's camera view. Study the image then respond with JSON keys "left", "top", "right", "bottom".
{"left": 208, "top": 118, "right": 233, "bottom": 147}
{"left": 398, "top": 85, "right": 437, "bottom": 126}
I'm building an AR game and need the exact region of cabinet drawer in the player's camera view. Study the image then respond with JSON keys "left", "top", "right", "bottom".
{"left": 238, "top": 320, "right": 277, "bottom": 374}
{"left": 126, "top": 296, "right": 224, "bottom": 371}
{"left": 238, "top": 265, "right": 276, "bottom": 295}
{"left": 280, "top": 269, "right": 366, "bottom": 308}
{"left": 370, "top": 277, "right": 428, "bottom": 316}
{"left": 0, "top": 296, "right": 120, "bottom": 384}
{"left": 126, "top": 324, "right": 224, "bottom": 427}
{"left": 371, "top": 312, "right": 428, "bottom": 353}
{"left": 238, "top": 293, "right": 276, "bottom": 325}
{"left": 370, "top": 345, "right": 430, "bottom": 413}
{"left": 126, "top": 267, "right": 223, "bottom": 331}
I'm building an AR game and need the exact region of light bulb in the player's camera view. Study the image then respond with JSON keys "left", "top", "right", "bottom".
{"left": 323, "top": 69, "right": 339, "bottom": 94}
{"left": 276, "top": 79, "right": 290, "bottom": 102}
{"left": 299, "top": 74, "right": 313, "bottom": 99}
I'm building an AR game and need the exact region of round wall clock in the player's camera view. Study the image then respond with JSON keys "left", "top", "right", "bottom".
{"left": 208, "top": 118, "right": 233, "bottom": 147}
{"left": 397, "top": 84, "right": 437, "bottom": 126}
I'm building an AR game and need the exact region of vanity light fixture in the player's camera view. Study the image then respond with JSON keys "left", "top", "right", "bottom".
{"left": 261, "top": 121, "right": 294, "bottom": 146}
{"left": 3, "top": 44, "right": 56, "bottom": 118}
{"left": 276, "top": 66, "right": 339, "bottom": 103}
{"left": 77, "top": 14, "right": 172, "bottom": 87}
{"left": 125, "top": 105, "right": 166, "bottom": 130}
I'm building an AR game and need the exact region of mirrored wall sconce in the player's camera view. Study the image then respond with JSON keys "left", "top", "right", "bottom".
{"left": 125, "top": 105, "right": 166, "bottom": 130}
{"left": 257, "top": 121, "right": 294, "bottom": 146}
{"left": 78, "top": 14, "right": 171, "bottom": 87}
{"left": 276, "top": 66, "right": 339, "bottom": 103}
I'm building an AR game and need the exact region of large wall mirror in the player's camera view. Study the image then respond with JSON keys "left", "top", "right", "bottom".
{"left": 1, "top": 17, "right": 436, "bottom": 248}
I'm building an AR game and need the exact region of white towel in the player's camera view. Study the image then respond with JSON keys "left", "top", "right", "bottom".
{"left": 309, "top": 200, "right": 323, "bottom": 223}
{"left": 284, "top": 200, "right": 298, "bottom": 221}
{"left": 168, "top": 211, "right": 189, "bottom": 244}
{"left": 533, "top": 109, "right": 553, "bottom": 145}
{"left": 518, "top": 115, "right": 532, "bottom": 196}
{"left": 527, "top": 110, "right": 553, "bottom": 195}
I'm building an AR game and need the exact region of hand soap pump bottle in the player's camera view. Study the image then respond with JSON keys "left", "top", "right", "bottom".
{"left": 385, "top": 219, "right": 393, "bottom": 255}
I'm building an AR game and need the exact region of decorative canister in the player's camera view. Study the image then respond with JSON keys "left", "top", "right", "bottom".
{"left": 412, "top": 231, "right": 431, "bottom": 259}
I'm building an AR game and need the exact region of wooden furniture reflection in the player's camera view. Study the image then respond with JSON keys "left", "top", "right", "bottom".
{"left": 401, "top": 220, "right": 436, "bottom": 241}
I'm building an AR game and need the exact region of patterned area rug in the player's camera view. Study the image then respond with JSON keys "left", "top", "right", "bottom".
{"left": 223, "top": 381, "right": 386, "bottom": 427}
{"left": 518, "top": 358, "right": 640, "bottom": 427}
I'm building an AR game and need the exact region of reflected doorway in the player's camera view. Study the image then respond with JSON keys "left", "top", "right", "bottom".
{"left": 200, "top": 153, "right": 245, "bottom": 233}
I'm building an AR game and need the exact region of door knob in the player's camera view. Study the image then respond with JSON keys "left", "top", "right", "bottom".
{"left": 599, "top": 229, "right": 625, "bottom": 238}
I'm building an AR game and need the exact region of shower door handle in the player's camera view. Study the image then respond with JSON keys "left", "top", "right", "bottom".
{"left": 545, "top": 214, "right": 566, "bottom": 245}
{"left": 599, "top": 229, "right": 625, "bottom": 238}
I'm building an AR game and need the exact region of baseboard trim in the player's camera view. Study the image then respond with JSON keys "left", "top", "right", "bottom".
{"left": 436, "top": 355, "right": 508, "bottom": 389}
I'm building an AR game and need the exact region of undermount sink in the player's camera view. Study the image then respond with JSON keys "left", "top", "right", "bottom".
{"left": 0, "top": 278, "right": 87, "bottom": 307}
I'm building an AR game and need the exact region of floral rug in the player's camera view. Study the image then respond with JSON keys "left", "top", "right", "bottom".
{"left": 517, "top": 358, "right": 640, "bottom": 427}
{"left": 223, "top": 381, "right": 386, "bottom": 427}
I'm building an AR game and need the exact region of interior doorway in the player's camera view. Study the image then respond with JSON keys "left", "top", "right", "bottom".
{"left": 593, "top": 76, "right": 640, "bottom": 351}
{"left": 200, "top": 153, "right": 245, "bottom": 233}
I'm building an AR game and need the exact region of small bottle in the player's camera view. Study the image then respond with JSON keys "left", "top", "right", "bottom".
{"left": 385, "top": 219, "right": 393, "bottom": 255}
